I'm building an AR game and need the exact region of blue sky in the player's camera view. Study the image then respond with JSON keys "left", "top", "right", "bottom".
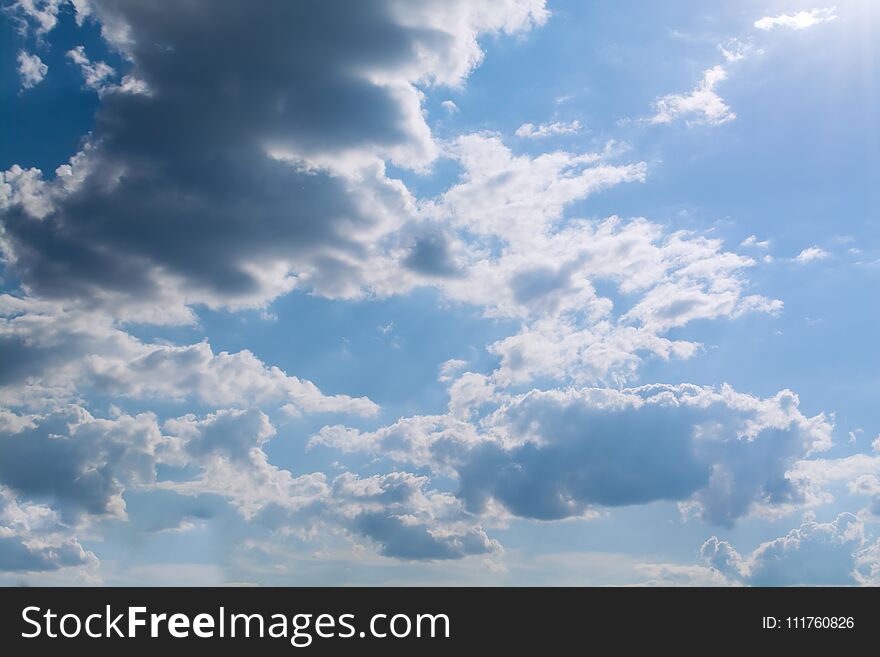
{"left": 1, "top": 0, "right": 879, "bottom": 586}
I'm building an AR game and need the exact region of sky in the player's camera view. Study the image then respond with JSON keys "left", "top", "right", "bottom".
{"left": 0, "top": 0, "right": 879, "bottom": 586}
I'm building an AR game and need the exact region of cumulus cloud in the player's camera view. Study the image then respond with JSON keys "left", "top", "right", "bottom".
{"left": 740, "top": 235, "right": 769, "bottom": 249}
{"left": 425, "top": 134, "right": 644, "bottom": 243}
{"left": 0, "top": 295, "right": 377, "bottom": 415}
{"left": 0, "top": 406, "right": 167, "bottom": 520}
{"left": 0, "top": 486, "right": 96, "bottom": 573}
{"left": 755, "top": 7, "right": 838, "bottom": 32}
{"left": 0, "top": 0, "right": 548, "bottom": 321}
{"left": 1, "top": 0, "right": 853, "bottom": 581}
{"left": 515, "top": 120, "right": 582, "bottom": 138}
{"left": 0, "top": 405, "right": 493, "bottom": 564}
{"left": 787, "top": 443, "right": 880, "bottom": 513}
{"left": 66, "top": 45, "right": 115, "bottom": 91}
{"left": 420, "top": 202, "right": 780, "bottom": 386}
{"left": 650, "top": 66, "right": 736, "bottom": 126}
{"left": 156, "top": 412, "right": 499, "bottom": 561}
{"left": 313, "top": 383, "right": 832, "bottom": 524}
{"left": 795, "top": 246, "right": 830, "bottom": 263}
{"left": 16, "top": 50, "right": 48, "bottom": 90}
{"left": 719, "top": 38, "right": 758, "bottom": 63}
{"left": 5, "top": 0, "right": 89, "bottom": 35}
{"left": 702, "top": 512, "right": 880, "bottom": 585}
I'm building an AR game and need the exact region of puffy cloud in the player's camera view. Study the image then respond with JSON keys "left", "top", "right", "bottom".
{"left": 0, "top": 0, "right": 547, "bottom": 321}
{"left": 157, "top": 408, "right": 329, "bottom": 520}
{"left": 438, "top": 358, "right": 468, "bottom": 383}
{"left": 795, "top": 246, "right": 830, "bottom": 263}
{"left": 66, "top": 45, "right": 114, "bottom": 90}
{"left": 16, "top": 50, "right": 48, "bottom": 90}
{"left": 0, "top": 404, "right": 493, "bottom": 564}
{"left": 755, "top": 8, "right": 838, "bottom": 32}
{"left": 409, "top": 135, "right": 771, "bottom": 388}
{"left": 0, "top": 486, "right": 97, "bottom": 573}
{"left": 787, "top": 439, "right": 880, "bottom": 510}
{"left": 330, "top": 472, "right": 500, "bottom": 560}
{"left": 6, "top": 0, "right": 73, "bottom": 35}
{"left": 441, "top": 100, "right": 459, "bottom": 113}
{"left": 159, "top": 411, "right": 498, "bottom": 560}
{"left": 0, "top": 406, "right": 167, "bottom": 520}
{"left": 740, "top": 235, "right": 769, "bottom": 249}
{"left": 2, "top": 0, "right": 857, "bottom": 582}
{"left": 719, "top": 38, "right": 758, "bottom": 63}
{"left": 313, "top": 383, "right": 833, "bottom": 524}
{"left": 418, "top": 208, "right": 780, "bottom": 386}
{"left": 425, "top": 134, "right": 645, "bottom": 243}
{"left": 2, "top": 3, "right": 775, "bottom": 408}
{"left": 702, "top": 512, "right": 880, "bottom": 586}
{"left": 0, "top": 295, "right": 377, "bottom": 415}
{"left": 650, "top": 66, "right": 736, "bottom": 126}
{"left": 515, "top": 120, "right": 582, "bottom": 138}
{"left": 634, "top": 562, "right": 732, "bottom": 586}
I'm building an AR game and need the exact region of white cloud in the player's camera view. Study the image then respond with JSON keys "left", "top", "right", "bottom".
{"left": 634, "top": 562, "right": 733, "bottom": 586}
{"left": 2, "top": 1, "right": 549, "bottom": 321}
{"left": 0, "top": 406, "right": 169, "bottom": 521}
{"left": 719, "top": 38, "right": 758, "bottom": 63}
{"left": 0, "top": 164, "right": 57, "bottom": 219}
{"left": 650, "top": 66, "right": 736, "bottom": 126}
{"left": 66, "top": 45, "right": 115, "bottom": 92}
{"left": 515, "top": 120, "right": 582, "bottom": 138}
{"left": 702, "top": 512, "right": 880, "bottom": 585}
{"left": 16, "top": 50, "right": 48, "bottom": 90}
{"left": 407, "top": 132, "right": 780, "bottom": 387}
{"left": 8, "top": 0, "right": 64, "bottom": 34}
{"left": 755, "top": 7, "right": 838, "bottom": 31}
{"left": 0, "top": 405, "right": 496, "bottom": 562}
{"left": 313, "top": 383, "right": 833, "bottom": 524}
{"left": 424, "top": 134, "right": 645, "bottom": 243}
{"left": 795, "top": 246, "right": 830, "bottom": 263}
{"left": 441, "top": 100, "right": 459, "bottom": 113}
{"left": 740, "top": 235, "right": 769, "bottom": 249}
{"left": 0, "top": 486, "right": 97, "bottom": 573}
{"left": 1, "top": 0, "right": 854, "bottom": 581}
{"left": 0, "top": 295, "right": 378, "bottom": 416}
{"left": 438, "top": 358, "right": 468, "bottom": 382}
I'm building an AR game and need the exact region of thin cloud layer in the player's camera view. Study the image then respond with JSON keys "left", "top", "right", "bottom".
{"left": 16, "top": 50, "right": 47, "bottom": 89}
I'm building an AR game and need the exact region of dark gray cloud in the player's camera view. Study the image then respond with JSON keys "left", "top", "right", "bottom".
{"left": 1, "top": 1, "right": 544, "bottom": 317}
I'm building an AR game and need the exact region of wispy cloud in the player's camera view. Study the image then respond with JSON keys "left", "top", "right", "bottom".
{"left": 755, "top": 7, "right": 838, "bottom": 31}
{"left": 649, "top": 66, "right": 736, "bottom": 125}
